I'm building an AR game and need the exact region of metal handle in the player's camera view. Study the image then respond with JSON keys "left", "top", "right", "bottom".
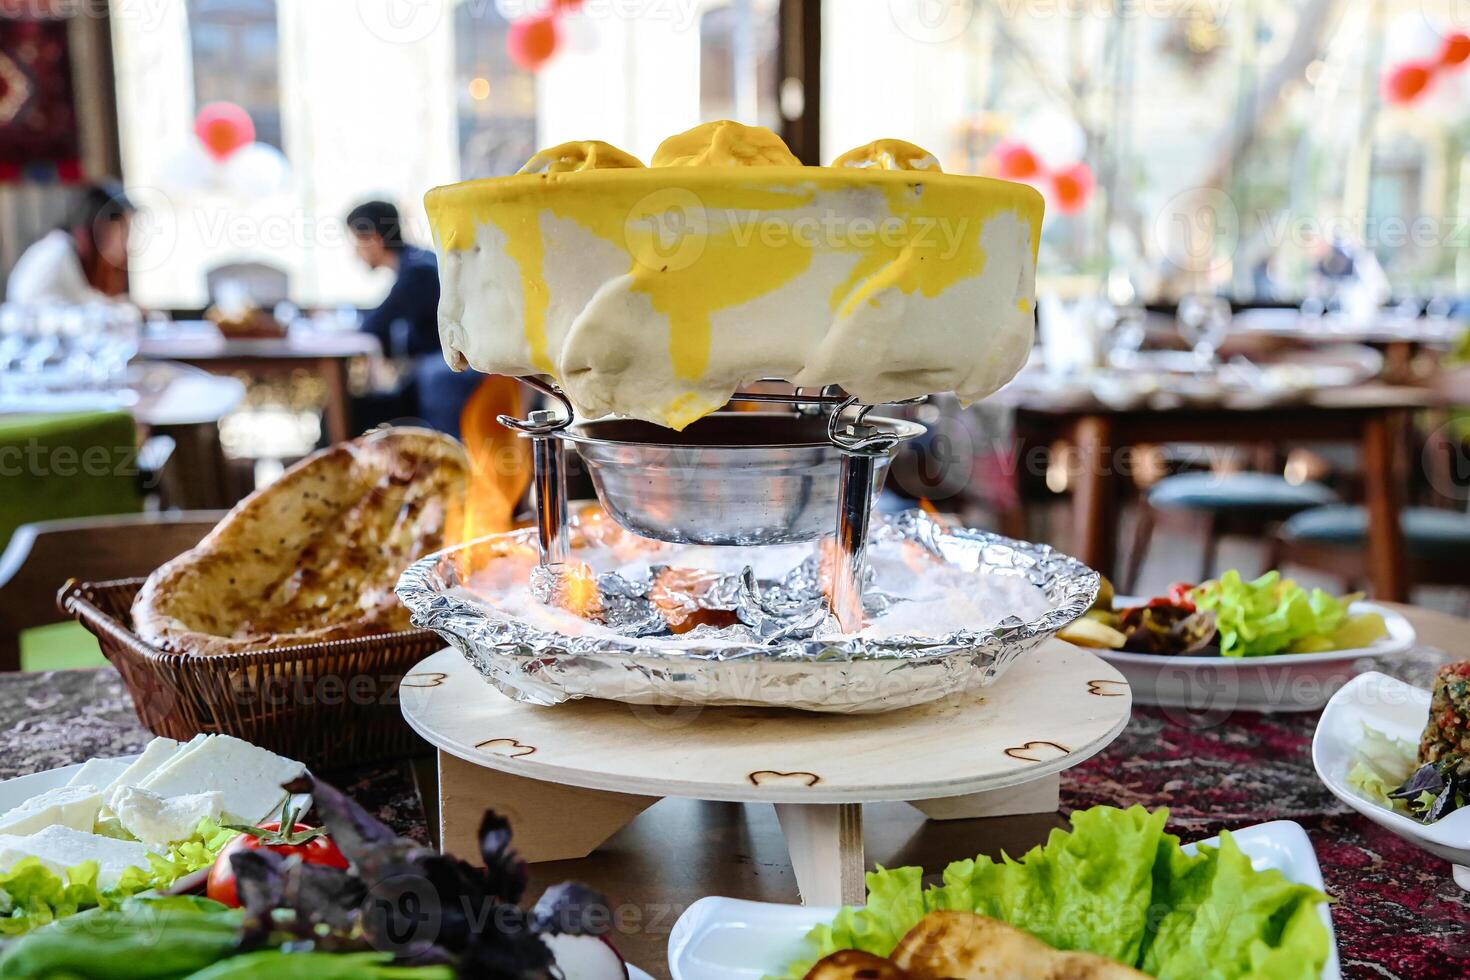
{"left": 497, "top": 376, "right": 574, "bottom": 566}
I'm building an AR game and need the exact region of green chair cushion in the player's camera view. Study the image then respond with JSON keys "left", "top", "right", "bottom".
{"left": 20, "top": 622, "right": 108, "bottom": 671}
{"left": 1280, "top": 505, "right": 1470, "bottom": 562}
{"left": 0, "top": 411, "right": 142, "bottom": 552}
{"left": 1147, "top": 472, "right": 1338, "bottom": 515}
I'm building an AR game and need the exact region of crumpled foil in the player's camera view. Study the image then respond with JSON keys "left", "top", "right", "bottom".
{"left": 396, "top": 510, "right": 1098, "bottom": 714}
{"left": 525, "top": 552, "right": 902, "bottom": 643}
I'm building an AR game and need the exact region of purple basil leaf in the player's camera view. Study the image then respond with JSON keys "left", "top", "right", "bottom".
{"left": 288, "top": 774, "right": 410, "bottom": 870}
{"left": 479, "top": 810, "right": 529, "bottom": 905}
{"left": 530, "top": 882, "right": 614, "bottom": 937}
{"left": 456, "top": 908, "right": 556, "bottom": 980}
{"left": 1390, "top": 761, "right": 1446, "bottom": 801}
{"left": 230, "top": 847, "right": 286, "bottom": 947}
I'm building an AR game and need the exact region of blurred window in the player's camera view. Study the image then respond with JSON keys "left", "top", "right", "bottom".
{"left": 455, "top": 2, "right": 537, "bottom": 179}
{"left": 699, "top": 0, "right": 781, "bottom": 130}
{"left": 188, "top": 0, "right": 283, "bottom": 151}
{"left": 829, "top": 0, "right": 1470, "bottom": 303}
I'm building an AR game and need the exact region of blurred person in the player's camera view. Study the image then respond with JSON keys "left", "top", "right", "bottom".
{"left": 345, "top": 200, "right": 479, "bottom": 436}
{"left": 7, "top": 181, "right": 134, "bottom": 305}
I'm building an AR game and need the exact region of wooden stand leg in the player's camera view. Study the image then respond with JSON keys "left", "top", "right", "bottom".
{"left": 438, "top": 751, "right": 658, "bottom": 863}
{"left": 908, "top": 774, "right": 1060, "bottom": 821}
{"left": 774, "top": 802, "right": 865, "bottom": 907}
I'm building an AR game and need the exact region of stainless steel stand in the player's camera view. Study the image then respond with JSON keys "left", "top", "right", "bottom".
{"left": 502, "top": 378, "right": 912, "bottom": 628}
{"left": 827, "top": 398, "right": 903, "bottom": 633}
{"left": 496, "top": 378, "right": 572, "bottom": 566}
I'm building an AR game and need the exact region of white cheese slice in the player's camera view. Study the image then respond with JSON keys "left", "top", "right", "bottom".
{"left": 100, "top": 737, "right": 182, "bottom": 798}
{"left": 124, "top": 734, "right": 209, "bottom": 790}
{"left": 65, "top": 757, "right": 132, "bottom": 791}
{"left": 108, "top": 786, "right": 225, "bottom": 846}
{"left": 0, "top": 786, "right": 103, "bottom": 837}
{"left": 137, "top": 735, "right": 304, "bottom": 825}
{"left": 0, "top": 825, "right": 156, "bottom": 888}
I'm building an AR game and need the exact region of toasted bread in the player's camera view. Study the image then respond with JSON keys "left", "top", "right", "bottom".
{"left": 802, "top": 950, "right": 910, "bottom": 980}
{"left": 133, "top": 427, "right": 469, "bottom": 655}
{"left": 891, "top": 911, "right": 1148, "bottom": 980}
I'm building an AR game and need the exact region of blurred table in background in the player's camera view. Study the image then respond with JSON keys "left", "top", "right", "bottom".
{"left": 1012, "top": 384, "right": 1438, "bottom": 601}
{"left": 138, "top": 322, "right": 380, "bottom": 443}
{"left": 1232, "top": 309, "right": 1463, "bottom": 383}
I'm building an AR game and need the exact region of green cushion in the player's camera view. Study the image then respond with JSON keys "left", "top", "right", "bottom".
{"left": 0, "top": 411, "right": 142, "bottom": 552}
{"left": 20, "top": 622, "right": 107, "bottom": 671}
{"left": 1147, "top": 472, "right": 1338, "bottom": 515}
{"left": 1280, "top": 505, "right": 1470, "bottom": 561}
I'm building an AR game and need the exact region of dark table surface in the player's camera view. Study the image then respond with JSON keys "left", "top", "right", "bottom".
{"left": 4, "top": 605, "right": 1469, "bottom": 978}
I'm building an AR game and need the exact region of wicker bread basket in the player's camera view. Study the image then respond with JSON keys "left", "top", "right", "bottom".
{"left": 61, "top": 578, "right": 443, "bottom": 768}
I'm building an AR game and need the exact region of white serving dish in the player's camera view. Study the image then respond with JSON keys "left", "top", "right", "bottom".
{"left": 667, "top": 820, "right": 1338, "bottom": 980}
{"left": 1092, "top": 600, "right": 1415, "bottom": 711}
{"left": 1313, "top": 671, "right": 1470, "bottom": 890}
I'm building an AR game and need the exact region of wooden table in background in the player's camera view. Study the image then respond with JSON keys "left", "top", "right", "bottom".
{"left": 138, "top": 326, "right": 381, "bottom": 444}
{"left": 1012, "top": 385, "right": 1437, "bottom": 602}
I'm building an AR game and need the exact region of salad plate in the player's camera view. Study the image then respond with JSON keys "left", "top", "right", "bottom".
{"left": 1095, "top": 600, "right": 1414, "bottom": 712}
{"left": 666, "top": 820, "right": 1339, "bottom": 980}
{"left": 1313, "top": 671, "right": 1470, "bottom": 889}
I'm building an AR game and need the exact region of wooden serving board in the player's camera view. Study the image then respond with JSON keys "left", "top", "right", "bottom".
{"left": 399, "top": 640, "right": 1130, "bottom": 905}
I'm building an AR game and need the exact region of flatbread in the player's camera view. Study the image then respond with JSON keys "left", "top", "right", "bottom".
{"left": 133, "top": 427, "right": 469, "bottom": 656}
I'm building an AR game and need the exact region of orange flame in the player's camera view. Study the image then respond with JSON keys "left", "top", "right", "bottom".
{"left": 558, "top": 560, "right": 604, "bottom": 620}
{"left": 453, "top": 376, "right": 533, "bottom": 544}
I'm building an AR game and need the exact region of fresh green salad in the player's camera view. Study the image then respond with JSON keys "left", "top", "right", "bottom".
{"left": 1347, "top": 723, "right": 1468, "bottom": 823}
{"left": 782, "top": 805, "right": 1331, "bottom": 980}
{"left": 0, "top": 819, "right": 234, "bottom": 937}
{"left": 1193, "top": 571, "right": 1386, "bottom": 658}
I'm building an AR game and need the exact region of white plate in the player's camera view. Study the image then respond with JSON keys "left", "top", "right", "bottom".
{"left": 1313, "top": 671, "right": 1470, "bottom": 889}
{"left": 1092, "top": 600, "right": 1415, "bottom": 711}
{"left": 667, "top": 821, "right": 1338, "bottom": 980}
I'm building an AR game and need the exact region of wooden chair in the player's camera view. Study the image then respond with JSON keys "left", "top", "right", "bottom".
{"left": 0, "top": 511, "right": 224, "bottom": 672}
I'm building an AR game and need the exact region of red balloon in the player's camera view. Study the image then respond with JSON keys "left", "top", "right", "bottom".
{"left": 1441, "top": 33, "right": 1470, "bottom": 68}
{"left": 993, "top": 141, "right": 1040, "bottom": 181}
{"left": 194, "top": 102, "right": 254, "bottom": 162}
{"left": 1383, "top": 61, "right": 1435, "bottom": 105}
{"left": 507, "top": 15, "right": 561, "bottom": 72}
{"left": 551, "top": 0, "right": 584, "bottom": 9}
{"left": 1051, "top": 162, "right": 1094, "bottom": 215}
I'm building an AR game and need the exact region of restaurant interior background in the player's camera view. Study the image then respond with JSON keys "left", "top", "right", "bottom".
{"left": 4, "top": 0, "right": 1470, "bottom": 671}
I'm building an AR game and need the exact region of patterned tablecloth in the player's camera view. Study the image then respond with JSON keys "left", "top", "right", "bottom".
{"left": 2, "top": 665, "right": 1467, "bottom": 978}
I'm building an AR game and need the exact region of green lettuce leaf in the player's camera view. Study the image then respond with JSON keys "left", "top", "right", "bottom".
{"left": 1191, "top": 571, "right": 1382, "bottom": 658}
{"left": 929, "top": 804, "right": 1167, "bottom": 965}
{"left": 1345, "top": 723, "right": 1418, "bottom": 814}
{"left": 1141, "top": 830, "right": 1328, "bottom": 980}
{"left": 0, "top": 818, "right": 235, "bottom": 937}
{"left": 781, "top": 805, "right": 1331, "bottom": 980}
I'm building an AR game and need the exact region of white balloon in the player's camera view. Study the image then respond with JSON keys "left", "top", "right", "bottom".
{"left": 222, "top": 142, "right": 292, "bottom": 196}
{"left": 1384, "top": 13, "right": 1445, "bottom": 64}
{"left": 1015, "top": 107, "right": 1087, "bottom": 170}
{"left": 160, "top": 141, "right": 218, "bottom": 192}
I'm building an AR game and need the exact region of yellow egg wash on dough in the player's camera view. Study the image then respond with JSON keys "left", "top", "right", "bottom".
{"left": 424, "top": 123, "right": 1043, "bottom": 426}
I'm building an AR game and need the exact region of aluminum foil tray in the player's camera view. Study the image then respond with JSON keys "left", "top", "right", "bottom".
{"left": 396, "top": 511, "right": 1098, "bottom": 714}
